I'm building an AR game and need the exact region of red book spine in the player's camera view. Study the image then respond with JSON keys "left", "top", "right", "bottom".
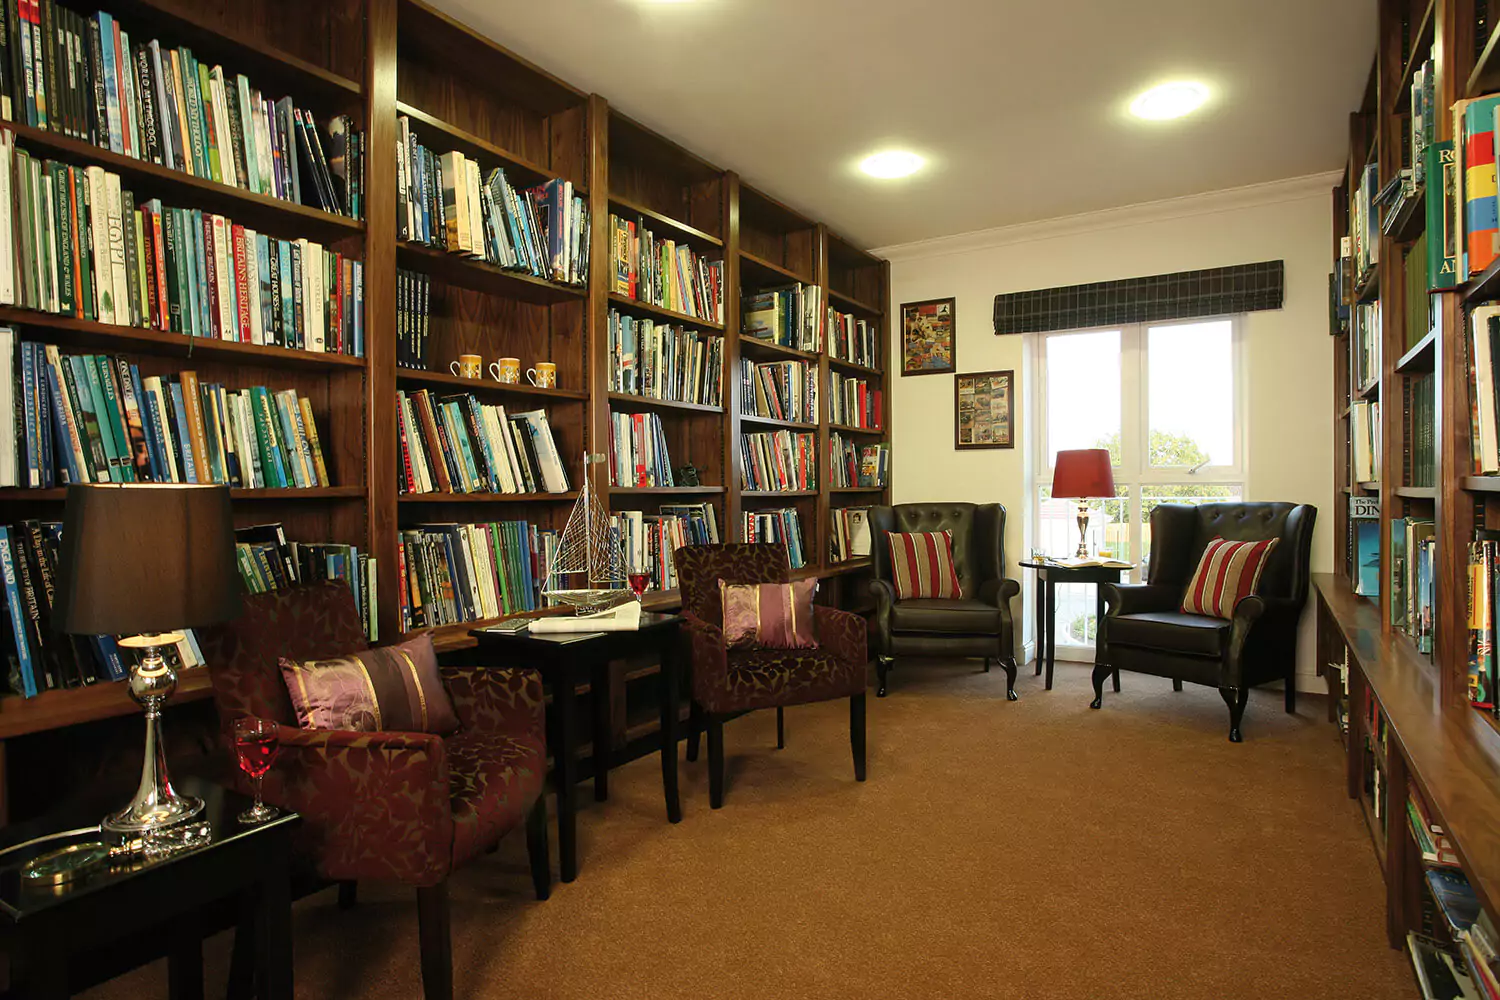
{"left": 233, "top": 224, "right": 251, "bottom": 342}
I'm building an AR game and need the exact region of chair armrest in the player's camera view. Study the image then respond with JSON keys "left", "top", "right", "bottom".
{"left": 813, "top": 605, "right": 868, "bottom": 668}
{"left": 1101, "top": 582, "right": 1179, "bottom": 618}
{"left": 683, "top": 612, "right": 729, "bottom": 683}
{"left": 978, "top": 577, "right": 1020, "bottom": 607}
{"left": 440, "top": 665, "right": 545, "bottom": 739}
{"left": 264, "top": 723, "right": 453, "bottom": 885}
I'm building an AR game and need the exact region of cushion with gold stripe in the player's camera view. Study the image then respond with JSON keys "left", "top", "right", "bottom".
{"left": 886, "top": 530, "right": 963, "bottom": 600}
{"left": 279, "top": 633, "right": 459, "bottom": 734}
{"left": 1180, "top": 536, "right": 1279, "bottom": 621}
{"left": 719, "top": 578, "right": 820, "bottom": 650}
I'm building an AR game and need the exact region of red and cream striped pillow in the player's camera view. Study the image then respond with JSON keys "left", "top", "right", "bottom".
{"left": 1180, "top": 536, "right": 1279, "bottom": 620}
{"left": 886, "top": 530, "right": 963, "bottom": 600}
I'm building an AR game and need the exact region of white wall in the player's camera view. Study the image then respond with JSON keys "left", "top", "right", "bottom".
{"left": 876, "top": 173, "right": 1338, "bottom": 690}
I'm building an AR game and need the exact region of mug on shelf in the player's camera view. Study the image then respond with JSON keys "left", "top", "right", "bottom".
{"left": 527, "top": 362, "right": 557, "bottom": 388}
{"left": 450, "top": 354, "right": 482, "bottom": 379}
{"left": 490, "top": 357, "right": 521, "bottom": 384}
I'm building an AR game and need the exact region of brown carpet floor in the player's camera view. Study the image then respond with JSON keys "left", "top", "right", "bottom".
{"left": 87, "top": 658, "right": 1412, "bottom": 1000}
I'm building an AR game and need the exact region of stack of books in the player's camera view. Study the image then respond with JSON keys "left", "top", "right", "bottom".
{"left": 234, "top": 523, "right": 377, "bottom": 642}
{"left": 742, "top": 282, "right": 822, "bottom": 353}
{"left": 611, "top": 502, "right": 719, "bottom": 592}
{"left": 608, "top": 214, "right": 723, "bottom": 323}
{"left": 397, "top": 270, "right": 432, "bottom": 370}
{"left": 396, "top": 119, "right": 588, "bottom": 287}
{"left": 1405, "top": 789, "right": 1461, "bottom": 868}
{"left": 830, "top": 506, "right": 871, "bottom": 563}
{"left": 606, "top": 309, "right": 723, "bottom": 406}
{"left": 396, "top": 392, "right": 569, "bottom": 495}
{"left": 397, "top": 520, "right": 560, "bottom": 629}
{"left": 830, "top": 434, "right": 888, "bottom": 488}
{"left": 609, "top": 411, "right": 675, "bottom": 488}
{"left": 0, "top": 6, "right": 364, "bottom": 217}
{"left": 740, "top": 359, "right": 816, "bottom": 423}
{"left": 0, "top": 131, "right": 363, "bottom": 354}
{"left": 740, "top": 430, "right": 814, "bottom": 492}
{"left": 743, "top": 508, "right": 806, "bottom": 568}
{"left": 828, "top": 372, "right": 881, "bottom": 429}
{"left": 828, "top": 308, "right": 876, "bottom": 367}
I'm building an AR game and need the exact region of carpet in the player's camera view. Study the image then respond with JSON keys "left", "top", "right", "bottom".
{"left": 85, "top": 658, "right": 1413, "bottom": 1000}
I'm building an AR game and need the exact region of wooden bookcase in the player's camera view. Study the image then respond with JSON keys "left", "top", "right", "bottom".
{"left": 1323, "top": 0, "right": 1500, "bottom": 967}
{"left": 0, "top": 0, "right": 892, "bottom": 800}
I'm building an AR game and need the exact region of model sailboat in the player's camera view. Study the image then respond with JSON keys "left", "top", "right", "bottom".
{"left": 544, "top": 452, "right": 634, "bottom": 613}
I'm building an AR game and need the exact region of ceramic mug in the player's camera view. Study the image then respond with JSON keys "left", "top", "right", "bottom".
{"left": 450, "top": 354, "right": 482, "bottom": 379}
{"left": 527, "top": 361, "right": 557, "bottom": 388}
{"left": 490, "top": 357, "right": 520, "bottom": 384}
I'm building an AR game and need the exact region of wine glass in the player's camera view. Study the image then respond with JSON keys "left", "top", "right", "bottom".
{"left": 233, "top": 716, "right": 281, "bottom": 825}
{"left": 627, "top": 572, "right": 651, "bottom": 601}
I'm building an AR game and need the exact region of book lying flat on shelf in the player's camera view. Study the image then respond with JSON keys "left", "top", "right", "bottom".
{"left": 1048, "top": 557, "right": 1133, "bottom": 569}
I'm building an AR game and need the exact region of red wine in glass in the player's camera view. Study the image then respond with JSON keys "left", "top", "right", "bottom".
{"left": 628, "top": 572, "right": 651, "bottom": 601}
{"left": 233, "top": 716, "right": 281, "bottom": 824}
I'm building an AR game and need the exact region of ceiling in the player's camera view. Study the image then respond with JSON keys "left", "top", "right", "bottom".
{"left": 427, "top": 0, "right": 1376, "bottom": 250}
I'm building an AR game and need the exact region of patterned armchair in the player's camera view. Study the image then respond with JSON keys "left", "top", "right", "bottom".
{"left": 674, "top": 544, "right": 868, "bottom": 808}
{"left": 199, "top": 581, "right": 549, "bottom": 1000}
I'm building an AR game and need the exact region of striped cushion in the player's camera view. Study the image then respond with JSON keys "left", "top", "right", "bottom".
{"left": 718, "top": 578, "right": 819, "bottom": 650}
{"left": 886, "top": 530, "right": 963, "bottom": 600}
{"left": 1180, "top": 537, "right": 1280, "bottom": 620}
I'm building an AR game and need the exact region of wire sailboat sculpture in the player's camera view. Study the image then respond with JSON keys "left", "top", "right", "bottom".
{"left": 544, "top": 452, "right": 634, "bottom": 613}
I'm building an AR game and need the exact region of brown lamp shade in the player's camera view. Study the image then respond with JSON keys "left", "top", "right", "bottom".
{"left": 1052, "top": 448, "right": 1116, "bottom": 500}
{"left": 54, "top": 484, "right": 243, "bottom": 636}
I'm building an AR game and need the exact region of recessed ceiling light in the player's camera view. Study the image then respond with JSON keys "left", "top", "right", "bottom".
{"left": 860, "top": 150, "right": 925, "bottom": 179}
{"left": 1129, "top": 81, "right": 1210, "bottom": 121}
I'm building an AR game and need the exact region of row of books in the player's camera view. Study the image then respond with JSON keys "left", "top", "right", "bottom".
{"left": 234, "top": 522, "right": 376, "bottom": 642}
{"left": 828, "top": 372, "right": 882, "bottom": 429}
{"left": 396, "top": 520, "right": 560, "bottom": 630}
{"left": 0, "top": 333, "right": 329, "bottom": 488}
{"left": 829, "top": 506, "right": 871, "bottom": 563}
{"left": 1470, "top": 305, "right": 1500, "bottom": 474}
{"left": 740, "top": 430, "right": 815, "bottom": 492}
{"left": 0, "top": 131, "right": 364, "bottom": 354}
{"left": 829, "top": 436, "right": 889, "bottom": 489}
{"left": 1380, "top": 57, "right": 1435, "bottom": 232}
{"left": 1413, "top": 866, "right": 1498, "bottom": 1000}
{"left": 1451, "top": 94, "right": 1500, "bottom": 281}
{"left": 1467, "top": 531, "right": 1500, "bottom": 710}
{"left": 606, "top": 310, "right": 723, "bottom": 407}
{"left": 1405, "top": 232, "right": 1434, "bottom": 354}
{"left": 828, "top": 308, "right": 877, "bottom": 368}
{"left": 396, "top": 269, "right": 432, "bottom": 370}
{"left": 396, "top": 390, "right": 568, "bottom": 496}
{"left": 1352, "top": 399, "right": 1380, "bottom": 483}
{"left": 742, "top": 282, "right": 822, "bottom": 353}
{"left": 1351, "top": 161, "right": 1380, "bottom": 284}
{"left": 1410, "top": 372, "right": 1435, "bottom": 489}
{"left": 396, "top": 120, "right": 588, "bottom": 287}
{"left": 1406, "top": 789, "right": 1460, "bottom": 869}
{"left": 611, "top": 502, "right": 720, "bottom": 592}
{"left": 1352, "top": 301, "right": 1379, "bottom": 393}
{"left": 609, "top": 410, "right": 675, "bottom": 489}
{"left": 0, "top": 3, "right": 362, "bottom": 217}
{"left": 740, "top": 359, "right": 816, "bottom": 423}
{"left": 743, "top": 508, "right": 807, "bottom": 569}
{"left": 1391, "top": 516, "right": 1435, "bottom": 655}
{"left": 608, "top": 214, "right": 723, "bottom": 323}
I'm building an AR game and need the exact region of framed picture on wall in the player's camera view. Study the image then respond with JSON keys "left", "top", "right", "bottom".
{"left": 900, "top": 297, "right": 956, "bottom": 375}
{"left": 954, "top": 370, "right": 1014, "bottom": 449}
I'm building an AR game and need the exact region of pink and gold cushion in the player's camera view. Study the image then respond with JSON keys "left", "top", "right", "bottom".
{"left": 719, "top": 578, "right": 819, "bottom": 650}
{"left": 279, "top": 633, "right": 460, "bottom": 735}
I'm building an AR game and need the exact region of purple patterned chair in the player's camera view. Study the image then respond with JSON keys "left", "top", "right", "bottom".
{"left": 674, "top": 544, "right": 869, "bottom": 808}
{"left": 199, "top": 581, "right": 549, "bottom": 1000}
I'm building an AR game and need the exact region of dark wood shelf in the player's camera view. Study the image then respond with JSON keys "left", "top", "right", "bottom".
{"left": 398, "top": 491, "right": 578, "bottom": 503}
{"left": 0, "top": 308, "right": 367, "bottom": 371}
{"left": 1384, "top": 185, "right": 1426, "bottom": 244}
{"left": 1394, "top": 329, "right": 1436, "bottom": 373}
{"left": 606, "top": 393, "right": 723, "bottom": 415}
{"left": 1470, "top": 18, "right": 1500, "bottom": 97}
{"left": 1464, "top": 477, "right": 1500, "bottom": 493}
{"left": 739, "top": 413, "right": 817, "bottom": 430}
{"left": 1465, "top": 254, "right": 1500, "bottom": 304}
{"left": 397, "top": 242, "right": 587, "bottom": 304}
{"left": 397, "top": 368, "right": 587, "bottom": 400}
{"left": 1355, "top": 267, "right": 1380, "bottom": 303}
{"left": 0, "top": 486, "right": 365, "bottom": 501}
{"left": 829, "top": 423, "right": 886, "bottom": 436}
{"left": 827, "top": 286, "right": 883, "bottom": 318}
{"left": 608, "top": 486, "right": 724, "bottom": 496}
{"left": 396, "top": 101, "right": 572, "bottom": 192}
{"left": 0, "top": 667, "right": 213, "bottom": 740}
{"left": 6, "top": 121, "right": 365, "bottom": 244}
{"left": 606, "top": 293, "right": 724, "bottom": 331}
{"left": 739, "top": 250, "right": 812, "bottom": 288}
{"left": 1396, "top": 0, "right": 1437, "bottom": 108}
{"left": 1355, "top": 480, "right": 1381, "bottom": 491}
{"left": 741, "top": 489, "right": 818, "bottom": 498}
{"left": 608, "top": 194, "right": 722, "bottom": 249}
{"left": 828, "top": 356, "right": 882, "bottom": 377}
{"left": 738, "top": 337, "right": 820, "bottom": 364}
{"left": 1357, "top": 380, "right": 1380, "bottom": 401}
{"left": 1394, "top": 486, "right": 1436, "bottom": 499}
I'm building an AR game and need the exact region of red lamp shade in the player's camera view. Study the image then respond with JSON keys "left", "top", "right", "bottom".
{"left": 1052, "top": 448, "right": 1115, "bottom": 500}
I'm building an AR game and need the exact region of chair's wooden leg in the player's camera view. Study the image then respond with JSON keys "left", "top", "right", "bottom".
{"left": 1112, "top": 667, "right": 1121, "bottom": 693}
{"left": 776, "top": 706, "right": 785, "bottom": 749}
{"left": 1285, "top": 675, "right": 1297, "bottom": 713}
{"left": 686, "top": 701, "right": 703, "bottom": 762}
{"left": 416, "top": 882, "right": 453, "bottom": 1000}
{"left": 525, "top": 794, "right": 551, "bottom": 901}
{"left": 1089, "top": 662, "right": 1109, "bottom": 709}
{"left": 708, "top": 716, "right": 726, "bottom": 809}
{"left": 850, "top": 693, "right": 867, "bottom": 781}
{"left": 227, "top": 892, "right": 257, "bottom": 1000}
{"left": 1002, "top": 656, "right": 1018, "bottom": 701}
{"left": 1172, "top": 678, "right": 1183, "bottom": 692}
{"left": 337, "top": 880, "right": 358, "bottom": 909}
{"left": 1219, "top": 686, "right": 1249, "bottom": 743}
{"left": 876, "top": 656, "right": 893, "bottom": 698}
{"left": 983, "top": 656, "right": 991, "bottom": 673}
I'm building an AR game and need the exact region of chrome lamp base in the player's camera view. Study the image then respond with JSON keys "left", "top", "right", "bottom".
{"left": 102, "top": 634, "right": 203, "bottom": 844}
{"left": 1074, "top": 502, "right": 1092, "bottom": 559}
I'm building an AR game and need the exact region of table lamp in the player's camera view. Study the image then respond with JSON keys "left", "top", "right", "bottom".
{"left": 1051, "top": 449, "right": 1116, "bottom": 559}
{"left": 54, "top": 484, "right": 242, "bottom": 842}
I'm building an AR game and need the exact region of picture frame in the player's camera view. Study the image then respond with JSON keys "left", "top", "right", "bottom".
{"left": 954, "top": 369, "right": 1014, "bottom": 449}
{"left": 900, "top": 297, "right": 956, "bottom": 375}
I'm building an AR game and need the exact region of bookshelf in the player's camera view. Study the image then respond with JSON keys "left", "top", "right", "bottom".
{"left": 0, "top": 0, "right": 891, "bottom": 812}
{"left": 1323, "top": 0, "right": 1500, "bottom": 979}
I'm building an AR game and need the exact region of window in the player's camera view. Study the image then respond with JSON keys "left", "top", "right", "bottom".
{"left": 1032, "top": 318, "right": 1245, "bottom": 653}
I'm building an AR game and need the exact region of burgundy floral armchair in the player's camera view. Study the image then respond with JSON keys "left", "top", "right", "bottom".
{"left": 674, "top": 544, "right": 868, "bottom": 808}
{"left": 199, "top": 581, "right": 549, "bottom": 1000}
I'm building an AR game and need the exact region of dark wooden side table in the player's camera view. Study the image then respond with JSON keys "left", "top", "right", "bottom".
{"left": 1020, "top": 560, "right": 1127, "bottom": 692}
{"left": 0, "top": 775, "right": 298, "bottom": 999}
{"left": 470, "top": 612, "right": 684, "bottom": 883}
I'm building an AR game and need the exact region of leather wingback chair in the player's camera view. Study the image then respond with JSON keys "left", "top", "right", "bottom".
{"left": 1096, "top": 501, "right": 1317, "bottom": 742}
{"left": 200, "top": 581, "right": 551, "bottom": 1000}
{"left": 868, "top": 502, "right": 1021, "bottom": 699}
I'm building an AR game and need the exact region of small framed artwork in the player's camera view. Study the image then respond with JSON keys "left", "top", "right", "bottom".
{"left": 954, "top": 370, "right": 1014, "bottom": 449}
{"left": 900, "top": 297, "right": 956, "bottom": 375}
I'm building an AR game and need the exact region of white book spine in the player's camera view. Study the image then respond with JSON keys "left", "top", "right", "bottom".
{"left": 211, "top": 215, "right": 233, "bottom": 339}
{"left": 245, "top": 228, "right": 264, "bottom": 345}
{"left": 87, "top": 167, "right": 113, "bottom": 323}
{"left": 0, "top": 131, "right": 13, "bottom": 306}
